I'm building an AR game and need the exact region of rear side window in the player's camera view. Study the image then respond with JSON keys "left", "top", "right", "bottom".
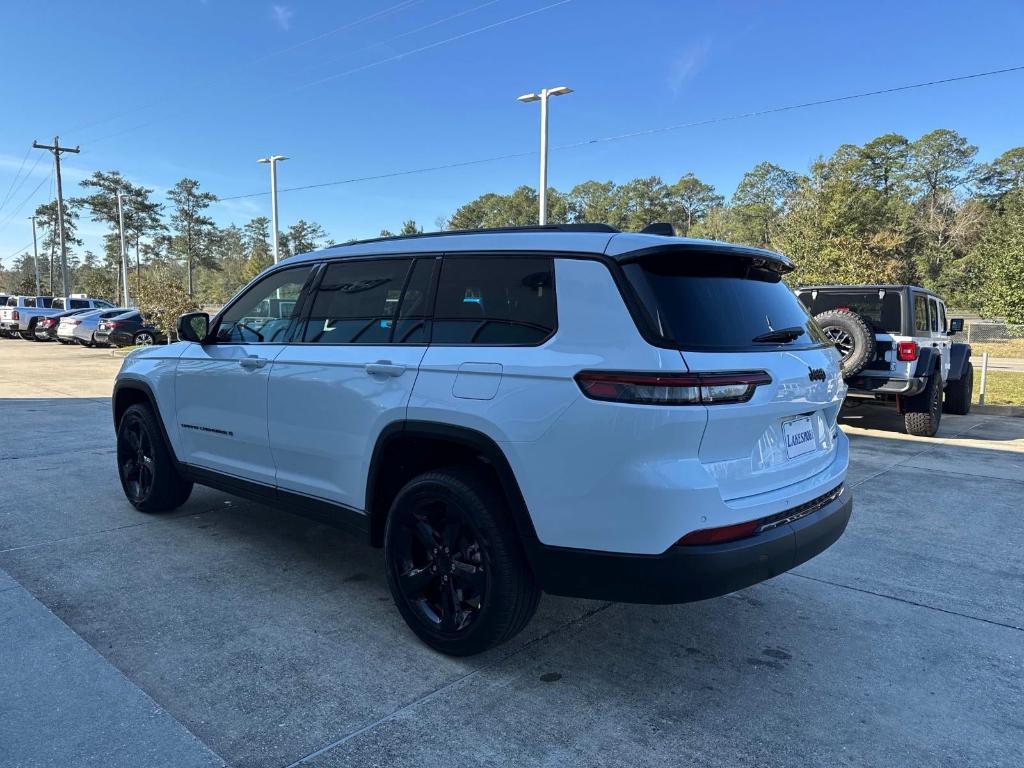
{"left": 624, "top": 251, "right": 828, "bottom": 350}
{"left": 799, "top": 290, "right": 902, "bottom": 333}
{"left": 432, "top": 257, "right": 555, "bottom": 345}
{"left": 70, "top": 299, "right": 89, "bottom": 309}
{"left": 913, "top": 294, "right": 929, "bottom": 333}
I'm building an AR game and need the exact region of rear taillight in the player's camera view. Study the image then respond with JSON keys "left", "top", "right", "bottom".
{"left": 897, "top": 341, "right": 919, "bottom": 361}
{"left": 11, "top": 310, "right": 19, "bottom": 320}
{"left": 574, "top": 370, "right": 771, "bottom": 406}
{"left": 675, "top": 519, "right": 761, "bottom": 546}
{"left": 72, "top": 319, "right": 82, "bottom": 326}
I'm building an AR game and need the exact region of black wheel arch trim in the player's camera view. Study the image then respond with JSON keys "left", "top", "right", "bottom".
{"left": 112, "top": 379, "right": 182, "bottom": 467}
{"left": 366, "top": 420, "right": 544, "bottom": 565}
{"left": 912, "top": 346, "right": 939, "bottom": 378}
{"left": 947, "top": 342, "right": 973, "bottom": 381}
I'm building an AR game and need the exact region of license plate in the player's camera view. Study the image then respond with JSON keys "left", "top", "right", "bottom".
{"left": 782, "top": 416, "right": 817, "bottom": 459}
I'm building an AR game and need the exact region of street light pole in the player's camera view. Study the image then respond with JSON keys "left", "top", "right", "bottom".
{"left": 517, "top": 86, "right": 572, "bottom": 225}
{"left": 28, "top": 216, "right": 41, "bottom": 295}
{"left": 116, "top": 191, "right": 130, "bottom": 307}
{"left": 257, "top": 155, "right": 288, "bottom": 263}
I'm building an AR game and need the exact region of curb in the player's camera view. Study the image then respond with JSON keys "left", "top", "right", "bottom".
{"left": 972, "top": 404, "right": 1024, "bottom": 417}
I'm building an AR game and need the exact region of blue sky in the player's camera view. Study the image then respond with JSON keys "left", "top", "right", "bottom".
{"left": 1, "top": 0, "right": 1023, "bottom": 263}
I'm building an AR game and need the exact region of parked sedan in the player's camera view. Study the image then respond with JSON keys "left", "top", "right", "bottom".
{"left": 57, "top": 308, "right": 128, "bottom": 346}
{"left": 95, "top": 310, "right": 165, "bottom": 347}
{"left": 34, "top": 309, "right": 95, "bottom": 341}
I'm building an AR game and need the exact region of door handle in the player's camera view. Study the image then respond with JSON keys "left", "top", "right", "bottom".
{"left": 239, "top": 356, "right": 268, "bottom": 370}
{"left": 365, "top": 360, "right": 406, "bottom": 377}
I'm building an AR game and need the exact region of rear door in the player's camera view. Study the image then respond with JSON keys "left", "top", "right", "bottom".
{"left": 268, "top": 257, "right": 435, "bottom": 509}
{"left": 622, "top": 251, "right": 845, "bottom": 501}
{"left": 175, "top": 264, "right": 315, "bottom": 485}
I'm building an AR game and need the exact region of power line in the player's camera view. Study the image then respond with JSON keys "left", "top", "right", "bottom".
{"left": 0, "top": 153, "right": 45, "bottom": 220}
{"left": 296, "top": 0, "right": 574, "bottom": 90}
{"left": 71, "top": 0, "right": 425, "bottom": 141}
{"left": 0, "top": 146, "right": 33, "bottom": 213}
{"left": 0, "top": 170, "right": 52, "bottom": 233}
{"left": 217, "top": 63, "right": 1024, "bottom": 202}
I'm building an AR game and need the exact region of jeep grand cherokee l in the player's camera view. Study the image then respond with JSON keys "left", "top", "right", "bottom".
{"left": 113, "top": 225, "right": 853, "bottom": 655}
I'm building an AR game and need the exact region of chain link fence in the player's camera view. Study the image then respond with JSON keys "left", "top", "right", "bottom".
{"left": 959, "top": 321, "right": 1024, "bottom": 407}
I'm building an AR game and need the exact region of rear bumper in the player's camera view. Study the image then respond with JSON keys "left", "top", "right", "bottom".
{"left": 532, "top": 486, "right": 852, "bottom": 604}
{"left": 0, "top": 321, "right": 23, "bottom": 332}
{"left": 846, "top": 375, "right": 926, "bottom": 397}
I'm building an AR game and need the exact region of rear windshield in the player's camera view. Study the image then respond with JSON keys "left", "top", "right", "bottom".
{"left": 798, "top": 290, "right": 902, "bottom": 333}
{"left": 623, "top": 251, "right": 829, "bottom": 350}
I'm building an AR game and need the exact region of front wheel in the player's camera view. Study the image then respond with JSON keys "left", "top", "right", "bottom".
{"left": 117, "top": 404, "right": 193, "bottom": 512}
{"left": 944, "top": 363, "right": 973, "bottom": 415}
{"left": 384, "top": 468, "right": 540, "bottom": 656}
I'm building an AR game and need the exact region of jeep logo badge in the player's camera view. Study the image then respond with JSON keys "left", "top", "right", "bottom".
{"left": 808, "top": 368, "right": 827, "bottom": 382}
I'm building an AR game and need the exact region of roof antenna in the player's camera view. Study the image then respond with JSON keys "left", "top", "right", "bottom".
{"left": 639, "top": 222, "right": 674, "bottom": 236}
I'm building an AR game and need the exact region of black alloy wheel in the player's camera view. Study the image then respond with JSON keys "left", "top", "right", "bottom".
{"left": 384, "top": 469, "right": 540, "bottom": 656}
{"left": 118, "top": 412, "right": 156, "bottom": 504}
{"left": 390, "top": 494, "right": 488, "bottom": 636}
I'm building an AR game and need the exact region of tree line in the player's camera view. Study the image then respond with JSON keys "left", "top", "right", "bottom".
{"left": 2, "top": 127, "right": 1022, "bottom": 326}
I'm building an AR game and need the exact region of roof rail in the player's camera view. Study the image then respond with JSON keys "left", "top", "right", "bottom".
{"left": 339, "top": 223, "right": 620, "bottom": 247}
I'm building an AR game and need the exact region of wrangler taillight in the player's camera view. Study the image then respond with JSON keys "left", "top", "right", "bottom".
{"left": 897, "top": 341, "right": 919, "bottom": 361}
{"left": 574, "top": 370, "right": 771, "bottom": 406}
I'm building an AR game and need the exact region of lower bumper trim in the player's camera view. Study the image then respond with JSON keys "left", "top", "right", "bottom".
{"left": 532, "top": 489, "right": 853, "bottom": 604}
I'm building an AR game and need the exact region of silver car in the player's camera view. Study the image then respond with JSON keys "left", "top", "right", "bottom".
{"left": 56, "top": 307, "right": 129, "bottom": 346}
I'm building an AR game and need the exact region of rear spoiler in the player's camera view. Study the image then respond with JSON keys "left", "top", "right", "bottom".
{"left": 614, "top": 243, "right": 795, "bottom": 274}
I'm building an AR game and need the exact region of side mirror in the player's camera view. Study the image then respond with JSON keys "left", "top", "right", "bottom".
{"left": 949, "top": 318, "right": 964, "bottom": 335}
{"left": 177, "top": 312, "right": 210, "bottom": 343}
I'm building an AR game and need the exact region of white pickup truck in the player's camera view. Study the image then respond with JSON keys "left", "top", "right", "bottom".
{"left": 0, "top": 294, "right": 114, "bottom": 340}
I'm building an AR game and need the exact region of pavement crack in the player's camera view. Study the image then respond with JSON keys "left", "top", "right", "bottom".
{"left": 788, "top": 571, "right": 1023, "bottom": 632}
{"left": 280, "top": 601, "right": 615, "bottom": 768}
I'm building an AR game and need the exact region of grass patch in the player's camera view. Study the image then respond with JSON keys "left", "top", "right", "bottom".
{"left": 973, "top": 370, "right": 1024, "bottom": 406}
{"left": 968, "top": 338, "right": 1024, "bottom": 358}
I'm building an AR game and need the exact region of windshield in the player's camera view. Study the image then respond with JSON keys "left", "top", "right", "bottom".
{"left": 622, "top": 251, "right": 829, "bottom": 350}
{"left": 798, "top": 290, "right": 903, "bottom": 333}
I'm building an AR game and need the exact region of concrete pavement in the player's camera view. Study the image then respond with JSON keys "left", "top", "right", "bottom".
{"left": 1, "top": 341, "right": 1022, "bottom": 767}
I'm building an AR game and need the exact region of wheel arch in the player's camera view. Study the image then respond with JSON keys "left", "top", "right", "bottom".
{"left": 947, "top": 342, "right": 973, "bottom": 381}
{"left": 112, "top": 380, "right": 182, "bottom": 467}
{"left": 365, "top": 421, "right": 541, "bottom": 558}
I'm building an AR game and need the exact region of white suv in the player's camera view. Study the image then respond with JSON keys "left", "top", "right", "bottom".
{"left": 113, "top": 225, "right": 853, "bottom": 655}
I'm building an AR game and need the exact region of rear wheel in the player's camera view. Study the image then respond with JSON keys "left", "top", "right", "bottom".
{"left": 384, "top": 468, "right": 540, "bottom": 656}
{"left": 135, "top": 331, "right": 155, "bottom": 346}
{"left": 19, "top": 328, "right": 37, "bottom": 341}
{"left": 944, "top": 363, "right": 973, "bottom": 415}
{"left": 813, "top": 310, "right": 876, "bottom": 377}
{"left": 116, "top": 403, "right": 193, "bottom": 512}
{"left": 905, "top": 372, "right": 943, "bottom": 436}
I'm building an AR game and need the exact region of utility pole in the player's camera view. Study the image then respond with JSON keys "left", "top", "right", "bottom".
{"left": 33, "top": 137, "right": 79, "bottom": 303}
{"left": 116, "top": 191, "right": 130, "bottom": 307}
{"left": 258, "top": 155, "right": 288, "bottom": 263}
{"left": 28, "top": 216, "right": 41, "bottom": 295}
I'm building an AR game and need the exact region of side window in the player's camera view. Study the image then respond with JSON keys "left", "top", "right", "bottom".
{"left": 70, "top": 299, "right": 89, "bottom": 309}
{"left": 25, "top": 298, "right": 36, "bottom": 308}
{"left": 938, "top": 302, "right": 947, "bottom": 333}
{"left": 928, "top": 298, "right": 940, "bottom": 333}
{"left": 913, "top": 294, "right": 929, "bottom": 334}
{"left": 302, "top": 259, "right": 412, "bottom": 344}
{"left": 215, "top": 265, "right": 314, "bottom": 343}
{"left": 393, "top": 258, "right": 438, "bottom": 344}
{"left": 432, "top": 256, "right": 556, "bottom": 345}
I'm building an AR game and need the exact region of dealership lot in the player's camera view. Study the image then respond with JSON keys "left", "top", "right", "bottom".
{"left": 1, "top": 342, "right": 1021, "bottom": 767}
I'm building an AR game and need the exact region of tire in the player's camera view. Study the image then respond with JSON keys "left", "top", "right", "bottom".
{"left": 135, "top": 332, "right": 155, "bottom": 346}
{"left": 944, "top": 362, "right": 973, "bottom": 415}
{"left": 905, "top": 372, "right": 943, "bottom": 437}
{"left": 19, "top": 327, "right": 37, "bottom": 341}
{"left": 813, "top": 310, "right": 876, "bottom": 377}
{"left": 116, "top": 403, "right": 193, "bottom": 513}
{"left": 384, "top": 467, "right": 541, "bottom": 656}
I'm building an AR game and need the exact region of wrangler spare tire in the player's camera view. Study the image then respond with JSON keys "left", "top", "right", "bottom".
{"left": 813, "top": 309, "right": 876, "bottom": 378}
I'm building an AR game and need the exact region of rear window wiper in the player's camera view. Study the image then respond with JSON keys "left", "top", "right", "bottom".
{"left": 752, "top": 326, "right": 805, "bottom": 344}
